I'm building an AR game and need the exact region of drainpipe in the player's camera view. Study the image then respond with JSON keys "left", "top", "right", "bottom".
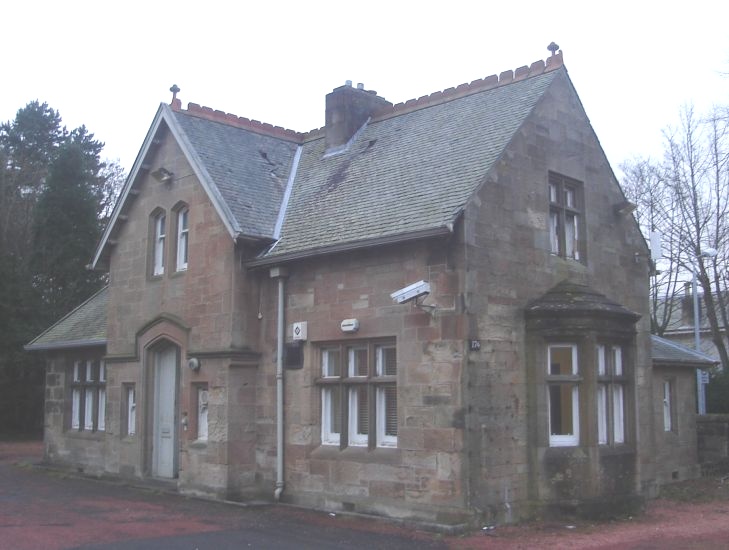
{"left": 270, "top": 266, "right": 288, "bottom": 501}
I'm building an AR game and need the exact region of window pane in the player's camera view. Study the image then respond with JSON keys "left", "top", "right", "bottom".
{"left": 349, "top": 387, "right": 368, "bottom": 445}
{"left": 613, "top": 385, "right": 625, "bottom": 443}
{"left": 549, "top": 182, "right": 558, "bottom": 203}
{"left": 663, "top": 381, "right": 672, "bottom": 431}
{"left": 349, "top": 347, "right": 368, "bottom": 377}
{"left": 549, "top": 384, "right": 575, "bottom": 436}
{"left": 198, "top": 388, "right": 209, "bottom": 441}
{"left": 597, "top": 384, "right": 607, "bottom": 444}
{"left": 154, "top": 214, "right": 165, "bottom": 275}
{"left": 127, "top": 386, "right": 136, "bottom": 436}
{"left": 71, "top": 388, "right": 81, "bottom": 430}
{"left": 549, "top": 345, "right": 575, "bottom": 375}
{"left": 73, "top": 361, "right": 81, "bottom": 382}
{"left": 86, "top": 360, "right": 94, "bottom": 381}
{"left": 84, "top": 388, "right": 94, "bottom": 431}
{"left": 549, "top": 211, "right": 560, "bottom": 254}
{"left": 565, "top": 213, "right": 577, "bottom": 259}
{"left": 597, "top": 345, "right": 605, "bottom": 376}
{"left": 177, "top": 209, "right": 189, "bottom": 270}
{"left": 377, "top": 345, "right": 397, "bottom": 376}
{"left": 565, "top": 187, "right": 575, "bottom": 208}
{"left": 97, "top": 389, "right": 106, "bottom": 432}
{"left": 613, "top": 347, "right": 623, "bottom": 376}
{"left": 384, "top": 386, "right": 397, "bottom": 436}
{"left": 322, "top": 349, "right": 341, "bottom": 377}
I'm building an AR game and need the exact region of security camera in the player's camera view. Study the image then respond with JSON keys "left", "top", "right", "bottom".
{"left": 390, "top": 280, "right": 431, "bottom": 304}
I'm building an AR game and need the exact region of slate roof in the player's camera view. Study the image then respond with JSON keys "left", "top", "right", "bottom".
{"left": 25, "top": 287, "right": 108, "bottom": 351}
{"left": 525, "top": 281, "right": 641, "bottom": 321}
{"left": 264, "top": 69, "right": 560, "bottom": 260}
{"left": 651, "top": 334, "right": 718, "bottom": 368}
{"left": 172, "top": 111, "right": 299, "bottom": 239}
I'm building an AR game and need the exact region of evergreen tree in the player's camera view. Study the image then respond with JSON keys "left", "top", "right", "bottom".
{"left": 31, "top": 142, "right": 105, "bottom": 324}
{"left": 0, "top": 101, "right": 121, "bottom": 434}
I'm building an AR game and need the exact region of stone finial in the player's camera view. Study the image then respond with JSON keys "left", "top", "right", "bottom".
{"left": 170, "top": 84, "right": 181, "bottom": 111}
{"left": 547, "top": 42, "right": 560, "bottom": 56}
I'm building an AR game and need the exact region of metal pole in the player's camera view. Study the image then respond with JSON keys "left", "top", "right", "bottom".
{"left": 693, "top": 269, "right": 706, "bottom": 414}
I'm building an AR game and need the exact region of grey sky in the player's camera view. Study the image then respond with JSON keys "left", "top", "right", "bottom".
{"left": 4, "top": 1, "right": 728, "bottom": 174}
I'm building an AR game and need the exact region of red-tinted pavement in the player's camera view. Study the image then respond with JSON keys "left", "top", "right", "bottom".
{"left": 0, "top": 440, "right": 444, "bottom": 550}
{"left": 5, "top": 441, "right": 729, "bottom": 549}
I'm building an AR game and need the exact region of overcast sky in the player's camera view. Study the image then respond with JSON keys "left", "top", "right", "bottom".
{"left": 4, "top": 1, "right": 728, "bottom": 176}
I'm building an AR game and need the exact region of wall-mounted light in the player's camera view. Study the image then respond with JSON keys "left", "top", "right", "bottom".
{"left": 151, "top": 167, "right": 174, "bottom": 184}
{"left": 187, "top": 357, "right": 200, "bottom": 371}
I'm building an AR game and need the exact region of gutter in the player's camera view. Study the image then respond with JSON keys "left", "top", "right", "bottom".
{"left": 24, "top": 339, "right": 107, "bottom": 352}
{"left": 247, "top": 226, "right": 453, "bottom": 269}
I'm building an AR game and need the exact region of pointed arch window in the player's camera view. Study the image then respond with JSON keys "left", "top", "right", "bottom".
{"left": 175, "top": 206, "right": 189, "bottom": 272}
{"left": 152, "top": 211, "right": 166, "bottom": 276}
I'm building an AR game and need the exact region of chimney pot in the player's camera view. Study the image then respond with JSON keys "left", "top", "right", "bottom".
{"left": 357, "top": 83, "right": 364, "bottom": 90}
{"left": 345, "top": 80, "right": 353, "bottom": 87}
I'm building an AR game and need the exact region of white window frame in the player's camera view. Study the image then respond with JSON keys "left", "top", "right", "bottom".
{"left": 348, "top": 387, "right": 369, "bottom": 447}
{"left": 597, "top": 345, "right": 627, "bottom": 446}
{"left": 547, "top": 344, "right": 580, "bottom": 447}
{"left": 176, "top": 207, "right": 189, "bottom": 272}
{"left": 153, "top": 213, "right": 166, "bottom": 276}
{"left": 126, "top": 385, "right": 136, "bottom": 436}
{"left": 321, "top": 348, "right": 341, "bottom": 446}
{"left": 197, "top": 386, "right": 209, "bottom": 442}
{"left": 319, "top": 342, "right": 397, "bottom": 449}
{"left": 321, "top": 387, "right": 341, "bottom": 445}
{"left": 70, "top": 359, "right": 105, "bottom": 433}
{"left": 548, "top": 173, "right": 582, "bottom": 261}
{"left": 663, "top": 380, "right": 673, "bottom": 432}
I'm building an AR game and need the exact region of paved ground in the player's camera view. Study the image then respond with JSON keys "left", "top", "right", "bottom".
{"left": 3, "top": 440, "right": 729, "bottom": 549}
{"left": 0, "top": 441, "right": 445, "bottom": 550}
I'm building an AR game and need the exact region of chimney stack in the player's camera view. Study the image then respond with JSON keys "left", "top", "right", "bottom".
{"left": 325, "top": 82, "right": 391, "bottom": 152}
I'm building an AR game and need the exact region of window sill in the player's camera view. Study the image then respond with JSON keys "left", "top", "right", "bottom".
{"left": 64, "top": 430, "right": 105, "bottom": 440}
{"left": 311, "top": 444, "right": 401, "bottom": 464}
{"left": 598, "top": 444, "right": 635, "bottom": 456}
{"left": 188, "top": 440, "right": 208, "bottom": 450}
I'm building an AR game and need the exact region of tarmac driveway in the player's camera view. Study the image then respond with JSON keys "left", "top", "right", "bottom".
{"left": 0, "top": 440, "right": 444, "bottom": 550}
{"left": 4, "top": 440, "right": 729, "bottom": 549}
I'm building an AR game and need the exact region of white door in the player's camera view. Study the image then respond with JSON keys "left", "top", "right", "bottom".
{"left": 152, "top": 346, "right": 177, "bottom": 478}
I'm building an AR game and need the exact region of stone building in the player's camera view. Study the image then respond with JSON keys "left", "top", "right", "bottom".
{"left": 27, "top": 49, "right": 708, "bottom": 526}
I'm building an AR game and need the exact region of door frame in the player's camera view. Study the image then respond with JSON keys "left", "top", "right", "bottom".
{"left": 144, "top": 339, "right": 181, "bottom": 479}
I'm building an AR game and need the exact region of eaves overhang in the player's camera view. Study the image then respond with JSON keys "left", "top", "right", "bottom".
{"left": 245, "top": 225, "right": 453, "bottom": 269}
{"left": 24, "top": 339, "right": 107, "bottom": 352}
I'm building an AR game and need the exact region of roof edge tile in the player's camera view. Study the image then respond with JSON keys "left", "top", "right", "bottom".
{"left": 371, "top": 52, "right": 562, "bottom": 122}
{"left": 182, "top": 103, "right": 305, "bottom": 143}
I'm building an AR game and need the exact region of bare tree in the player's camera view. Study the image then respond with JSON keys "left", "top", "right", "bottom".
{"left": 623, "top": 104, "right": 729, "bottom": 370}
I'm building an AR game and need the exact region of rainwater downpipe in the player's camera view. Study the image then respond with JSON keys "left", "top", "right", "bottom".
{"left": 270, "top": 266, "right": 288, "bottom": 501}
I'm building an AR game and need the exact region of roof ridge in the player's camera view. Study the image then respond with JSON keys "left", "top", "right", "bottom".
{"left": 372, "top": 51, "right": 564, "bottom": 122}
{"left": 167, "top": 50, "right": 563, "bottom": 139}
{"left": 173, "top": 101, "right": 306, "bottom": 143}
